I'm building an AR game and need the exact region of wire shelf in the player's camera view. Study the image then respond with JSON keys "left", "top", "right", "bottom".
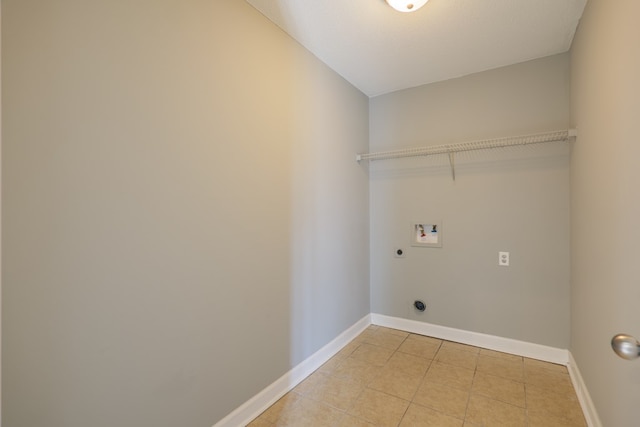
{"left": 356, "top": 129, "right": 576, "bottom": 162}
{"left": 356, "top": 129, "right": 576, "bottom": 180}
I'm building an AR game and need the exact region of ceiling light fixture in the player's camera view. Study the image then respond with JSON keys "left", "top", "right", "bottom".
{"left": 385, "top": 0, "right": 429, "bottom": 13}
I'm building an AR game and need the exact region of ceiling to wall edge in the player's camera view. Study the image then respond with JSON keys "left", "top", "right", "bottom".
{"left": 245, "top": 0, "right": 588, "bottom": 97}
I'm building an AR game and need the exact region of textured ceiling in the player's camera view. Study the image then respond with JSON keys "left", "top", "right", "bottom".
{"left": 246, "top": 0, "right": 587, "bottom": 97}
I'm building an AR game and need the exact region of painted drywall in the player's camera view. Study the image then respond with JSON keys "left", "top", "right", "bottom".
{"left": 570, "top": 1, "right": 640, "bottom": 425}
{"left": 1, "top": 1, "right": 369, "bottom": 426}
{"left": 0, "top": 5, "right": 3, "bottom": 423}
{"left": 369, "top": 54, "right": 571, "bottom": 348}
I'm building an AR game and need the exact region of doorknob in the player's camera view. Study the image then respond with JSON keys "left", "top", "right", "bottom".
{"left": 611, "top": 334, "right": 640, "bottom": 360}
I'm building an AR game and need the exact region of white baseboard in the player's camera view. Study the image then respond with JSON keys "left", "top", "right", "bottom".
{"left": 215, "top": 313, "right": 597, "bottom": 427}
{"left": 212, "top": 314, "right": 371, "bottom": 427}
{"left": 371, "top": 313, "right": 569, "bottom": 365}
{"left": 372, "top": 314, "right": 601, "bottom": 426}
{"left": 567, "top": 352, "right": 602, "bottom": 427}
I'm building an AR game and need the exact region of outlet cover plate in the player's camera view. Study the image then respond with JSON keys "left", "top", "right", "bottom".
{"left": 499, "top": 251, "right": 510, "bottom": 266}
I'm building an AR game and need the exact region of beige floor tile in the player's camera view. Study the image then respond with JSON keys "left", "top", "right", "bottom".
{"left": 352, "top": 326, "right": 380, "bottom": 345}
{"left": 424, "top": 361, "right": 475, "bottom": 391}
{"left": 476, "top": 354, "right": 524, "bottom": 382}
{"left": 441, "top": 341, "right": 480, "bottom": 354}
{"left": 317, "top": 356, "right": 343, "bottom": 375}
{"left": 528, "top": 410, "right": 587, "bottom": 427}
{"left": 318, "top": 340, "right": 361, "bottom": 375}
{"left": 524, "top": 364, "right": 573, "bottom": 392}
{"left": 479, "top": 348, "right": 522, "bottom": 362}
{"left": 526, "top": 384, "right": 585, "bottom": 425}
{"left": 524, "top": 357, "right": 568, "bottom": 374}
{"left": 337, "top": 413, "right": 376, "bottom": 427}
{"left": 334, "top": 340, "right": 361, "bottom": 359}
{"left": 413, "top": 381, "right": 470, "bottom": 419}
{"left": 258, "top": 392, "right": 304, "bottom": 423}
{"left": 348, "top": 388, "right": 410, "bottom": 427}
{"left": 246, "top": 416, "right": 273, "bottom": 426}
{"left": 361, "top": 327, "right": 408, "bottom": 350}
{"left": 472, "top": 371, "right": 525, "bottom": 407}
{"left": 350, "top": 343, "right": 395, "bottom": 366}
{"left": 354, "top": 328, "right": 377, "bottom": 344}
{"left": 385, "top": 351, "right": 432, "bottom": 377}
{"left": 368, "top": 365, "right": 423, "bottom": 400}
{"left": 305, "top": 373, "right": 365, "bottom": 411}
{"left": 380, "top": 326, "right": 413, "bottom": 337}
{"left": 276, "top": 396, "right": 344, "bottom": 427}
{"left": 398, "top": 334, "right": 442, "bottom": 359}
{"left": 293, "top": 371, "right": 329, "bottom": 396}
{"left": 358, "top": 329, "right": 377, "bottom": 340}
{"left": 254, "top": 332, "right": 587, "bottom": 427}
{"left": 465, "top": 394, "right": 526, "bottom": 426}
{"left": 435, "top": 346, "right": 479, "bottom": 370}
{"left": 399, "top": 403, "right": 464, "bottom": 427}
{"left": 332, "top": 356, "right": 382, "bottom": 386}
{"left": 408, "top": 333, "right": 443, "bottom": 346}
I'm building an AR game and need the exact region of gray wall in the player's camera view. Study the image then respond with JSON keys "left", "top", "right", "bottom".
{"left": 570, "top": 1, "right": 640, "bottom": 425}
{"left": 370, "top": 54, "right": 571, "bottom": 348}
{"left": 1, "top": 2, "right": 369, "bottom": 426}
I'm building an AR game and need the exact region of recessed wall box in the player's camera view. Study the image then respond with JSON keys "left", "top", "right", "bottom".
{"left": 411, "top": 221, "right": 442, "bottom": 248}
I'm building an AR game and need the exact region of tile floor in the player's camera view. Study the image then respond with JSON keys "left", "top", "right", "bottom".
{"left": 248, "top": 325, "right": 586, "bottom": 427}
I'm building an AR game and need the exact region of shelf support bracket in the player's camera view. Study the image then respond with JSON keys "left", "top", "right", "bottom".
{"left": 448, "top": 152, "right": 456, "bottom": 181}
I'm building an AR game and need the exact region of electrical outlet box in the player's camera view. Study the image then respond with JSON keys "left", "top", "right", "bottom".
{"left": 499, "top": 251, "right": 510, "bottom": 266}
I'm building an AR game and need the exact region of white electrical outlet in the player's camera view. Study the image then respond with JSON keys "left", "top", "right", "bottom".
{"left": 499, "top": 251, "right": 510, "bottom": 266}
